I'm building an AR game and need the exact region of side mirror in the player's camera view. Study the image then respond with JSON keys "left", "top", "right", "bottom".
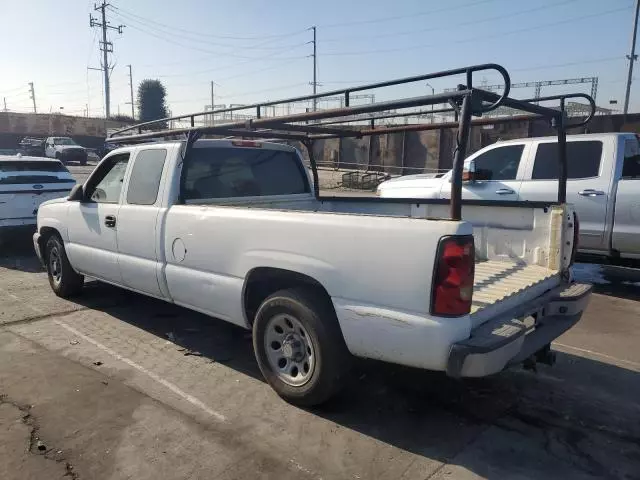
{"left": 68, "top": 184, "right": 84, "bottom": 202}
{"left": 462, "top": 160, "right": 476, "bottom": 183}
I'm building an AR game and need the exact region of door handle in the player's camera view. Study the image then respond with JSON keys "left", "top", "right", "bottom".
{"left": 495, "top": 188, "right": 515, "bottom": 195}
{"left": 104, "top": 215, "right": 116, "bottom": 227}
{"left": 578, "top": 189, "right": 605, "bottom": 197}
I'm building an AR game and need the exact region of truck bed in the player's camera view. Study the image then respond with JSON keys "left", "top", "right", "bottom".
{"left": 472, "top": 260, "right": 557, "bottom": 315}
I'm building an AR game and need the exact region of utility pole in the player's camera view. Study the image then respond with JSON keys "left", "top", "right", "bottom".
{"left": 28, "top": 82, "right": 36, "bottom": 113}
{"left": 2, "top": 97, "right": 6, "bottom": 112}
{"left": 310, "top": 26, "right": 317, "bottom": 111}
{"left": 127, "top": 64, "right": 135, "bottom": 119}
{"left": 624, "top": 0, "right": 640, "bottom": 116}
{"left": 211, "top": 80, "right": 215, "bottom": 125}
{"left": 90, "top": 2, "right": 124, "bottom": 119}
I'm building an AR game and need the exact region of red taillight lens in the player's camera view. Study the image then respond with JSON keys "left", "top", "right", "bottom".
{"left": 431, "top": 236, "right": 475, "bottom": 316}
{"left": 570, "top": 211, "right": 580, "bottom": 266}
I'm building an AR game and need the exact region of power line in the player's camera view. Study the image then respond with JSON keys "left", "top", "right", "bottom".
{"left": 320, "top": 56, "right": 626, "bottom": 85}
{"left": 320, "top": 0, "right": 579, "bottom": 43}
{"left": 109, "top": 7, "right": 307, "bottom": 51}
{"left": 320, "top": 6, "right": 631, "bottom": 56}
{"left": 112, "top": 14, "right": 308, "bottom": 61}
{"left": 109, "top": 3, "right": 307, "bottom": 40}
{"left": 318, "top": 0, "right": 500, "bottom": 28}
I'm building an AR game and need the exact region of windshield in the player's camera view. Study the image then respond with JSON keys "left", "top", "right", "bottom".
{"left": 53, "top": 138, "right": 77, "bottom": 146}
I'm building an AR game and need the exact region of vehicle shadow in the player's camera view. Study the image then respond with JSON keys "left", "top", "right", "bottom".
{"left": 62, "top": 281, "right": 640, "bottom": 479}
{"left": 573, "top": 262, "right": 640, "bottom": 301}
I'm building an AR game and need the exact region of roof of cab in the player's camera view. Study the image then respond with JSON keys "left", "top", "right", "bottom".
{"left": 496, "top": 132, "right": 635, "bottom": 145}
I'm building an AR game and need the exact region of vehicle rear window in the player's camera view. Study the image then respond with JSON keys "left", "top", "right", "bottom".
{"left": 0, "top": 161, "right": 67, "bottom": 172}
{"left": 0, "top": 161, "right": 73, "bottom": 184}
{"left": 182, "top": 147, "right": 309, "bottom": 200}
{"left": 532, "top": 141, "right": 602, "bottom": 180}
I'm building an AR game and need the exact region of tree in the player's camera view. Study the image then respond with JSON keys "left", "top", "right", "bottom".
{"left": 137, "top": 79, "right": 168, "bottom": 129}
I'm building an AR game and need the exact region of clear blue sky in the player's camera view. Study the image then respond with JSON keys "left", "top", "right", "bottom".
{"left": 0, "top": 0, "right": 637, "bottom": 117}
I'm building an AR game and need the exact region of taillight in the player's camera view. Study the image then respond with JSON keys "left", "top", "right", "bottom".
{"left": 570, "top": 212, "right": 580, "bottom": 266}
{"left": 431, "top": 236, "right": 475, "bottom": 316}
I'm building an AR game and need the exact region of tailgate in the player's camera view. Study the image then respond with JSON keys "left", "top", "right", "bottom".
{"left": 451, "top": 203, "right": 574, "bottom": 327}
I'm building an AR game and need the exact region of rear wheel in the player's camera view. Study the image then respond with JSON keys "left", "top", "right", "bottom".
{"left": 45, "top": 234, "right": 84, "bottom": 298}
{"left": 253, "top": 287, "right": 351, "bottom": 406}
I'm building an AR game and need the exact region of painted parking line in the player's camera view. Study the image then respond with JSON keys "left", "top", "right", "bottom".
{"left": 554, "top": 342, "right": 640, "bottom": 371}
{"left": 54, "top": 319, "right": 227, "bottom": 422}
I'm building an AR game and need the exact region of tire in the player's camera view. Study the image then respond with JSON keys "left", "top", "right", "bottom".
{"left": 80, "top": 157, "right": 87, "bottom": 166}
{"left": 45, "top": 234, "right": 84, "bottom": 298}
{"left": 253, "top": 287, "right": 351, "bottom": 406}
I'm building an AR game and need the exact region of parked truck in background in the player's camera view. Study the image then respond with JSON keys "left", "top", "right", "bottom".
{"left": 44, "top": 137, "right": 88, "bottom": 165}
{"left": 377, "top": 133, "right": 640, "bottom": 262}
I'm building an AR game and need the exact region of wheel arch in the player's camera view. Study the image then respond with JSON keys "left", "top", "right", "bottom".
{"left": 242, "top": 267, "right": 337, "bottom": 328}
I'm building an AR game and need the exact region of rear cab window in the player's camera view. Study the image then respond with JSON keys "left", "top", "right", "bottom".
{"left": 182, "top": 144, "right": 310, "bottom": 202}
{"left": 531, "top": 141, "right": 603, "bottom": 180}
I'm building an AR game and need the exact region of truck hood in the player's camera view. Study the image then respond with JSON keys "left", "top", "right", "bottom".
{"left": 55, "top": 145, "right": 86, "bottom": 151}
{"left": 378, "top": 174, "right": 445, "bottom": 191}
{"left": 39, "top": 197, "right": 68, "bottom": 208}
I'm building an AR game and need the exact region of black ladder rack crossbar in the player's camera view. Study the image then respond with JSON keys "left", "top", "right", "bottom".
{"left": 106, "top": 63, "right": 596, "bottom": 221}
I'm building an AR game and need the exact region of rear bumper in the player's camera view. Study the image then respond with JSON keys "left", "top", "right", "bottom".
{"left": 447, "top": 282, "right": 592, "bottom": 377}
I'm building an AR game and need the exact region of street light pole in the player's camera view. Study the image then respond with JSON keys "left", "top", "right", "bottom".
{"left": 425, "top": 82, "right": 435, "bottom": 123}
{"left": 624, "top": 0, "right": 640, "bottom": 117}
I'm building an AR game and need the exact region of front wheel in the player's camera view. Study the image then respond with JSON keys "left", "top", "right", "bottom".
{"left": 45, "top": 234, "right": 84, "bottom": 298}
{"left": 253, "top": 287, "right": 351, "bottom": 406}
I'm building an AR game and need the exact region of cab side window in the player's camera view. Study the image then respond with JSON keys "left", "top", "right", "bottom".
{"left": 532, "top": 141, "right": 602, "bottom": 180}
{"left": 88, "top": 154, "right": 130, "bottom": 203}
{"left": 622, "top": 137, "right": 640, "bottom": 179}
{"left": 471, "top": 145, "right": 524, "bottom": 181}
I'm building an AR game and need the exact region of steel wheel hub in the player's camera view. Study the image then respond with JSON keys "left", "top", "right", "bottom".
{"left": 49, "top": 247, "right": 61, "bottom": 284}
{"left": 264, "top": 314, "right": 315, "bottom": 387}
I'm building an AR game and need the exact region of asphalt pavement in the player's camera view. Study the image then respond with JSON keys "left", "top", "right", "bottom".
{"left": 0, "top": 163, "right": 637, "bottom": 479}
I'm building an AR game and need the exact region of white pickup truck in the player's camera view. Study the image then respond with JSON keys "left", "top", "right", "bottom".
{"left": 32, "top": 64, "right": 595, "bottom": 405}
{"left": 33, "top": 138, "right": 591, "bottom": 405}
{"left": 377, "top": 133, "right": 640, "bottom": 262}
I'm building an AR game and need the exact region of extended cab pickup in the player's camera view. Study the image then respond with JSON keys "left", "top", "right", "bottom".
{"left": 33, "top": 138, "right": 591, "bottom": 405}
{"left": 377, "top": 133, "right": 640, "bottom": 262}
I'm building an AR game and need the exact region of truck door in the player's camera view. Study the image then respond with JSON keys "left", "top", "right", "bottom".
{"left": 439, "top": 143, "right": 526, "bottom": 201}
{"left": 65, "top": 153, "right": 130, "bottom": 283}
{"left": 44, "top": 139, "right": 55, "bottom": 158}
{"left": 612, "top": 136, "right": 640, "bottom": 257}
{"left": 518, "top": 139, "right": 607, "bottom": 252}
{"left": 115, "top": 147, "right": 169, "bottom": 298}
